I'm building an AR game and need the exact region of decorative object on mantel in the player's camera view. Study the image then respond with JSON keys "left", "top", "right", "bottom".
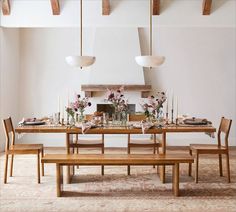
{"left": 105, "top": 86, "right": 128, "bottom": 125}
{"left": 81, "top": 84, "right": 152, "bottom": 98}
{"left": 135, "top": 0, "right": 165, "bottom": 68}
{"left": 140, "top": 92, "right": 167, "bottom": 122}
{"left": 65, "top": 0, "right": 96, "bottom": 69}
{"left": 66, "top": 94, "right": 92, "bottom": 125}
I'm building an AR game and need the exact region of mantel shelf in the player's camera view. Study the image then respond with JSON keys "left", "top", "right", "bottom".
{"left": 81, "top": 84, "right": 152, "bottom": 98}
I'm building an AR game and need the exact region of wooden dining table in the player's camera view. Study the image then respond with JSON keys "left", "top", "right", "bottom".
{"left": 15, "top": 124, "right": 216, "bottom": 183}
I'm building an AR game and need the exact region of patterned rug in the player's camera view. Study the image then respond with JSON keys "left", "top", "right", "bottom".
{"left": 0, "top": 148, "right": 236, "bottom": 212}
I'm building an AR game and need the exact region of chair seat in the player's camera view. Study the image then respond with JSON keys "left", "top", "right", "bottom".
{"left": 130, "top": 139, "right": 156, "bottom": 145}
{"left": 76, "top": 139, "right": 103, "bottom": 145}
{"left": 9, "top": 144, "right": 43, "bottom": 151}
{"left": 190, "top": 144, "right": 227, "bottom": 151}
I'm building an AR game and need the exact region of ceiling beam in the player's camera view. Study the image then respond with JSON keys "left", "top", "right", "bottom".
{"left": 152, "top": 0, "right": 160, "bottom": 15}
{"left": 50, "top": 0, "right": 60, "bottom": 15}
{"left": 102, "top": 0, "right": 110, "bottom": 15}
{"left": 202, "top": 0, "right": 212, "bottom": 15}
{"left": 2, "top": 0, "right": 10, "bottom": 15}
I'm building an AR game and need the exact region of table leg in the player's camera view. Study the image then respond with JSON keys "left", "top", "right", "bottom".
{"left": 66, "top": 133, "right": 72, "bottom": 184}
{"left": 159, "top": 132, "right": 166, "bottom": 183}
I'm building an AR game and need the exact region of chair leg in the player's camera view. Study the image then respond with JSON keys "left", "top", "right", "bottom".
{"left": 195, "top": 152, "right": 199, "bottom": 183}
{"left": 127, "top": 143, "right": 130, "bottom": 176}
{"left": 41, "top": 148, "right": 44, "bottom": 176}
{"left": 219, "top": 154, "right": 223, "bottom": 177}
{"left": 101, "top": 146, "right": 104, "bottom": 176}
{"left": 226, "top": 153, "right": 231, "bottom": 183}
{"left": 153, "top": 146, "right": 155, "bottom": 168}
{"left": 156, "top": 145, "right": 159, "bottom": 174}
{"left": 189, "top": 149, "right": 192, "bottom": 176}
{"left": 37, "top": 152, "right": 41, "bottom": 184}
{"left": 10, "top": 154, "right": 14, "bottom": 177}
{"left": 4, "top": 154, "right": 9, "bottom": 184}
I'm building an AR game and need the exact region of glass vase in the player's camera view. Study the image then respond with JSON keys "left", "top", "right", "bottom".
{"left": 112, "top": 112, "right": 121, "bottom": 125}
{"left": 79, "top": 110, "right": 85, "bottom": 122}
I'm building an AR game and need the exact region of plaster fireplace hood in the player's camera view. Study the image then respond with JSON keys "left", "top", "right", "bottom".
{"left": 81, "top": 28, "right": 151, "bottom": 98}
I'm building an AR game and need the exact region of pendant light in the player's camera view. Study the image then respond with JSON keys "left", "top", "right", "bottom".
{"left": 135, "top": 0, "right": 165, "bottom": 68}
{"left": 65, "top": 0, "right": 96, "bottom": 69}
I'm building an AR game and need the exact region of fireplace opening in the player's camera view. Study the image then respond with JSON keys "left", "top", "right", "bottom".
{"left": 97, "top": 104, "right": 135, "bottom": 117}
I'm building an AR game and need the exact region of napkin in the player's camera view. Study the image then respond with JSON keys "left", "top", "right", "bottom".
{"left": 75, "top": 122, "right": 95, "bottom": 134}
{"left": 141, "top": 121, "right": 154, "bottom": 134}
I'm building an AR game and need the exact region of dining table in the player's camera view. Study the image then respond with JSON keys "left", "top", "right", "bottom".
{"left": 15, "top": 124, "right": 216, "bottom": 184}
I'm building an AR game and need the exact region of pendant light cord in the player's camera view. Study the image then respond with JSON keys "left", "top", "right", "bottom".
{"left": 80, "top": 0, "right": 83, "bottom": 57}
{"left": 150, "top": 0, "right": 152, "bottom": 56}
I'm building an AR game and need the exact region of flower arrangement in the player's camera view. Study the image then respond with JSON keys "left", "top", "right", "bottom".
{"left": 105, "top": 86, "right": 128, "bottom": 113}
{"left": 66, "top": 94, "right": 91, "bottom": 122}
{"left": 140, "top": 92, "right": 167, "bottom": 119}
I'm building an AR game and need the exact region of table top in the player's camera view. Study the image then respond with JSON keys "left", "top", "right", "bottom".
{"left": 15, "top": 124, "right": 216, "bottom": 134}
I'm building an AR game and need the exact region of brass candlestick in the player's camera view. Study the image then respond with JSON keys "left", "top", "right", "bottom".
{"left": 171, "top": 109, "right": 174, "bottom": 124}
{"left": 66, "top": 113, "right": 70, "bottom": 125}
{"left": 175, "top": 118, "right": 179, "bottom": 125}
{"left": 165, "top": 112, "right": 169, "bottom": 125}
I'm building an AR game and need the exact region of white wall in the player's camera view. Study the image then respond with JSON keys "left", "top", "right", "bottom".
{"left": 0, "top": 28, "right": 20, "bottom": 151}
{"left": 16, "top": 27, "right": 236, "bottom": 147}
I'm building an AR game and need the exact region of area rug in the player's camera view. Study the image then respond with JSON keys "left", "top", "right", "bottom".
{"left": 0, "top": 148, "right": 236, "bottom": 212}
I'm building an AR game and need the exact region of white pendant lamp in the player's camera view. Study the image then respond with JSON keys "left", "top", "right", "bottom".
{"left": 135, "top": 0, "right": 165, "bottom": 68}
{"left": 65, "top": 0, "right": 95, "bottom": 69}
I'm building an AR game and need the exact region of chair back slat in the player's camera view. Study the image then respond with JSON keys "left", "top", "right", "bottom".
{"left": 218, "top": 117, "right": 232, "bottom": 148}
{"left": 129, "top": 114, "right": 146, "bottom": 122}
{"left": 3, "top": 117, "right": 15, "bottom": 151}
{"left": 219, "top": 117, "right": 232, "bottom": 135}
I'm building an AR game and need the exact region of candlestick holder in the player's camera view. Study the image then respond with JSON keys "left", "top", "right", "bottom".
{"left": 165, "top": 112, "right": 169, "bottom": 125}
{"left": 61, "top": 118, "right": 64, "bottom": 126}
{"left": 171, "top": 109, "right": 174, "bottom": 124}
{"left": 58, "top": 112, "right": 61, "bottom": 125}
{"left": 66, "top": 114, "right": 70, "bottom": 125}
{"left": 175, "top": 118, "right": 179, "bottom": 126}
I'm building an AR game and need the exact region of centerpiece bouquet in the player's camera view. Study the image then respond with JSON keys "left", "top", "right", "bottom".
{"left": 105, "top": 86, "right": 128, "bottom": 113}
{"left": 140, "top": 92, "right": 167, "bottom": 121}
{"left": 105, "top": 86, "right": 129, "bottom": 124}
{"left": 66, "top": 94, "right": 91, "bottom": 123}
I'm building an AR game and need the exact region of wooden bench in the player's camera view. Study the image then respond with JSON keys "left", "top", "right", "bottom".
{"left": 42, "top": 154, "right": 194, "bottom": 197}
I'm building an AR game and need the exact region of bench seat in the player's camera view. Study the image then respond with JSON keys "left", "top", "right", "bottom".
{"left": 42, "top": 154, "right": 193, "bottom": 197}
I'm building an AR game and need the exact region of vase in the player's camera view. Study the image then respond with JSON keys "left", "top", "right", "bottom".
{"left": 112, "top": 112, "right": 121, "bottom": 125}
{"left": 156, "top": 108, "right": 164, "bottom": 124}
{"left": 121, "top": 111, "right": 127, "bottom": 126}
{"left": 69, "top": 116, "right": 75, "bottom": 126}
{"left": 79, "top": 110, "right": 85, "bottom": 122}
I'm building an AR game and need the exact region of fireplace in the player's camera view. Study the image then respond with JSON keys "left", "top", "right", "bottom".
{"left": 97, "top": 104, "right": 135, "bottom": 117}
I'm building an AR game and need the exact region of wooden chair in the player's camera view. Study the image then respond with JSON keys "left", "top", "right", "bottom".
{"left": 3, "top": 117, "right": 44, "bottom": 184}
{"left": 189, "top": 117, "right": 232, "bottom": 183}
{"left": 127, "top": 114, "right": 161, "bottom": 175}
{"left": 71, "top": 114, "right": 105, "bottom": 175}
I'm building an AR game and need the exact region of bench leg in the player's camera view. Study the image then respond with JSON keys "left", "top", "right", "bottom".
{"left": 173, "top": 163, "right": 179, "bottom": 197}
{"left": 159, "top": 166, "right": 166, "bottom": 183}
{"left": 56, "top": 164, "right": 63, "bottom": 197}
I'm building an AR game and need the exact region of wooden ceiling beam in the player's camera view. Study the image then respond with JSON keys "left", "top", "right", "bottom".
{"left": 2, "top": 0, "right": 10, "bottom": 15}
{"left": 152, "top": 0, "right": 160, "bottom": 15}
{"left": 50, "top": 0, "right": 60, "bottom": 15}
{"left": 202, "top": 0, "right": 212, "bottom": 15}
{"left": 102, "top": 0, "right": 110, "bottom": 15}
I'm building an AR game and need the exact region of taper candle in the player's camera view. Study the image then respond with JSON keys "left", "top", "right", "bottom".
{"left": 58, "top": 96, "right": 60, "bottom": 112}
